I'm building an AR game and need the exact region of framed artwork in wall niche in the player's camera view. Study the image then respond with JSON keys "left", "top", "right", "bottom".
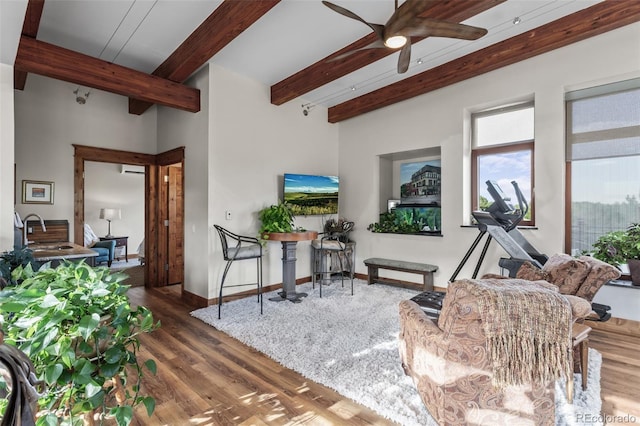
{"left": 400, "top": 159, "right": 441, "bottom": 205}
{"left": 22, "top": 180, "right": 55, "bottom": 204}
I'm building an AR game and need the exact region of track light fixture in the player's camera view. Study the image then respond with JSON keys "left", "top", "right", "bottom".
{"left": 73, "top": 88, "right": 90, "bottom": 105}
{"left": 301, "top": 103, "right": 316, "bottom": 116}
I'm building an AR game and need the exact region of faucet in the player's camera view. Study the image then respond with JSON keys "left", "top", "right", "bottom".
{"left": 22, "top": 213, "right": 46, "bottom": 247}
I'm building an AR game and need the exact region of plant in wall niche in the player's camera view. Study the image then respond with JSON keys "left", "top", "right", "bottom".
{"left": 367, "top": 212, "right": 421, "bottom": 234}
{"left": 258, "top": 202, "right": 305, "bottom": 241}
{"left": 0, "top": 261, "right": 160, "bottom": 425}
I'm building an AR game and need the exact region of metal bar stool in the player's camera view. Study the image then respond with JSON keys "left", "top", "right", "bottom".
{"left": 214, "top": 225, "right": 263, "bottom": 319}
{"left": 311, "top": 221, "right": 355, "bottom": 297}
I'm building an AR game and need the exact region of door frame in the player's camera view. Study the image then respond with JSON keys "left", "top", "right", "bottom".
{"left": 73, "top": 144, "right": 185, "bottom": 287}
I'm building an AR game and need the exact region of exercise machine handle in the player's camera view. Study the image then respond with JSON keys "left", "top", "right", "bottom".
{"left": 508, "top": 181, "right": 528, "bottom": 231}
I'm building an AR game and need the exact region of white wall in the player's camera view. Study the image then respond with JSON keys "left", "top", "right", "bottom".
{"left": 84, "top": 161, "right": 145, "bottom": 255}
{"left": 14, "top": 75, "right": 157, "bottom": 241}
{"left": 157, "top": 66, "right": 211, "bottom": 298}
{"left": 0, "top": 0, "right": 26, "bottom": 250}
{"left": 0, "top": 64, "right": 16, "bottom": 251}
{"left": 338, "top": 23, "right": 640, "bottom": 321}
{"left": 208, "top": 65, "right": 339, "bottom": 300}
{"left": 0, "top": 0, "right": 26, "bottom": 66}
{"left": 156, "top": 64, "right": 340, "bottom": 300}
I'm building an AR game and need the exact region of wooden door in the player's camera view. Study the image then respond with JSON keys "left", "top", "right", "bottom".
{"left": 167, "top": 165, "right": 184, "bottom": 285}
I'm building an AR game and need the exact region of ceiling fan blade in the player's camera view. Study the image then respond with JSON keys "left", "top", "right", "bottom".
{"left": 327, "top": 40, "right": 387, "bottom": 62}
{"left": 401, "top": 18, "right": 488, "bottom": 40}
{"left": 397, "top": 40, "right": 411, "bottom": 74}
{"left": 322, "top": 1, "right": 385, "bottom": 40}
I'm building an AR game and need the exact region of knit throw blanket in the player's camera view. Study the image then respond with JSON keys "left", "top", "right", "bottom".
{"left": 458, "top": 278, "right": 572, "bottom": 388}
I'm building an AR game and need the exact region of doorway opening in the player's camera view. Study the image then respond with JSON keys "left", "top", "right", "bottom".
{"left": 73, "top": 145, "right": 185, "bottom": 288}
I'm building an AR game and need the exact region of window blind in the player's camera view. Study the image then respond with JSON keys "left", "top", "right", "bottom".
{"left": 566, "top": 78, "right": 640, "bottom": 161}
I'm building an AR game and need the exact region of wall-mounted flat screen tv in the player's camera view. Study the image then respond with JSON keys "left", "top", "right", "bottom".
{"left": 284, "top": 173, "right": 339, "bottom": 215}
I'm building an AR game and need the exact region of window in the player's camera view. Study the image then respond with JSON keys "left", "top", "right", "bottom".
{"left": 566, "top": 78, "right": 640, "bottom": 255}
{"left": 471, "top": 102, "right": 535, "bottom": 225}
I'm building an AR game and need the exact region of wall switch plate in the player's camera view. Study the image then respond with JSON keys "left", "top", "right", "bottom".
{"left": 225, "top": 210, "right": 232, "bottom": 220}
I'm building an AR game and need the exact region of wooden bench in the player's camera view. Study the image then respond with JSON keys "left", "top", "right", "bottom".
{"left": 363, "top": 258, "right": 438, "bottom": 291}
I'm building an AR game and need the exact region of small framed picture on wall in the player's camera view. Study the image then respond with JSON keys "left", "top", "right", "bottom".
{"left": 22, "top": 180, "right": 55, "bottom": 204}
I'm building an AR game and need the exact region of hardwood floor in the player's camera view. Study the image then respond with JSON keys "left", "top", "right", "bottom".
{"left": 127, "top": 286, "right": 640, "bottom": 425}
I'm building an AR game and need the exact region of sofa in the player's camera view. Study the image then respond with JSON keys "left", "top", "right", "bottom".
{"left": 90, "top": 240, "right": 116, "bottom": 267}
{"left": 399, "top": 277, "right": 586, "bottom": 425}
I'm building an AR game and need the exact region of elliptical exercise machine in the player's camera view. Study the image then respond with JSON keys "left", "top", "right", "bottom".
{"left": 412, "top": 180, "right": 611, "bottom": 321}
{"left": 449, "top": 180, "right": 547, "bottom": 281}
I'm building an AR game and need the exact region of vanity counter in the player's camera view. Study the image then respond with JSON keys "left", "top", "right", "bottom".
{"left": 29, "top": 242, "right": 98, "bottom": 266}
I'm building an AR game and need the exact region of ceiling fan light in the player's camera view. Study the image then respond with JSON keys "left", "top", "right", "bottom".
{"left": 384, "top": 35, "right": 406, "bottom": 49}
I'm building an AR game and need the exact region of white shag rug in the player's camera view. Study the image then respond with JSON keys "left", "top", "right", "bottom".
{"left": 191, "top": 279, "right": 602, "bottom": 425}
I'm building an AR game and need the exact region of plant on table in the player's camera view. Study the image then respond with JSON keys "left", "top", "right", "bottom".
{"left": 592, "top": 222, "right": 640, "bottom": 284}
{"left": 592, "top": 223, "right": 640, "bottom": 267}
{"left": 0, "top": 261, "right": 160, "bottom": 425}
{"left": 258, "top": 202, "right": 303, "bottom": 241}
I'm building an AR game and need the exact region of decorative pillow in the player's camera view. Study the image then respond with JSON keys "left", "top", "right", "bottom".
{"left": 516, "top": 261, "right": 550, "bottom": 282}
{"left": 575, "top": 256, "right": 621, "bottom": 301}
{"left": 541, "top": 253, "right": 591, "bottom": 295}
{"left": 83, "top": 224, "right": 99, "bottom": 248}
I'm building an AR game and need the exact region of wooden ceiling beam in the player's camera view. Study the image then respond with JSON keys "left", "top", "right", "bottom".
{"left": 129, "top": 0, "right": 280, "bottom": 115}
{"left": 14, "top": 36, "right": 200, "bottom": 113}
{"left": 14, "top": 0, "right": 45, "bottom": 90}
{"left": 270, "top": 0, "right": 504, "bottom": 106}
{"left": 328, "top": 0, "right": 640, "bottom": 123}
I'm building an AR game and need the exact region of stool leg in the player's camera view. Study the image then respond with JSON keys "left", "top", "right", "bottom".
{"left": 311, "top": 247, "right": 316, "bottom": 290}
{"left": 218, "top": 260, "right": 233, "bottom": 319}
{"left": 581, "top": 340, "right": 589, "bottom": 391}
{"left": 258, "top": 256, "right": 263, "bottom": 315}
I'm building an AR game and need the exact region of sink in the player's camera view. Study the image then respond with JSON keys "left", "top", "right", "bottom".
{"left": 31, "top": 244, "right": 75, "bottom": 252}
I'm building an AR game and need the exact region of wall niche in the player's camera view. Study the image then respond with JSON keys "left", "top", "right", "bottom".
{"left": 371, "top": 147, "right": 442, "bottom": 236}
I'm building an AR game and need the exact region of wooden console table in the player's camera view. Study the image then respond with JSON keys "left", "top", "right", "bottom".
{"left": 100, "top": 236, "right": 129, "bottom": 262}
{"left": 265, "top": 231, "right": 318, "bottom": 302}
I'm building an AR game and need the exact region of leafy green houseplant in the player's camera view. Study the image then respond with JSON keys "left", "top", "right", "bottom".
{"left": 0, "top": 247, "right": 35, "bottom": 288}
{"left": 367, "top": 212, "right": 421, "bottom": 234}
{"left": 592, "top": 223, "right": 640, "bottom": 284}
{"left": 0, "top": 261, "right": 159, "bottom": 425}
{"left": 258, "top": 202, "right": 296, "bottom": 240}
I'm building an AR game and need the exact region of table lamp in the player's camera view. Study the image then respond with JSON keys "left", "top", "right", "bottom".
{"left": 99, "top": 208, "right": 121, "bottom": 238}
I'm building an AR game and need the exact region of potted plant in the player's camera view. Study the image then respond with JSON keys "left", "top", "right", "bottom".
{"left": 323, "top": 218, "right": 354, "bottom": 243}
{"left": 0, "top": 247, "right": 35, "bottom": 288}
{"left": 592, "top": 222, "right": 640, "bottom": 285}
{"left": 0, "top": 260, "right": 160, "bottom": 425}
{"left": 367, "top": 212, "right": 421, "bottom": 234}
{"left": 258, "top": 202, "right": 296, "bottom": 240}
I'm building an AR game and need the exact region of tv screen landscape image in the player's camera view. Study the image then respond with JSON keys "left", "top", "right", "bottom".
{"left": 284, "top": 173, "right": 339, "bottom": 215}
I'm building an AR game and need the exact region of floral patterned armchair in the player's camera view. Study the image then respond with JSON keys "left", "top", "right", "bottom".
{"left": 398, "top": 278, "right": 583, "bottom": 425}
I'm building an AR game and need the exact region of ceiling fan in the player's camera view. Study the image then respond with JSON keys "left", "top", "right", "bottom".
{"left": 322, "top": 0, "right": 488, "bottom": 73}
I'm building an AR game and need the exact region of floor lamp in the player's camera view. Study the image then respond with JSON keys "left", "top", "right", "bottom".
{"left": 100, "top": 208, "right": 121, "bottom": 238}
